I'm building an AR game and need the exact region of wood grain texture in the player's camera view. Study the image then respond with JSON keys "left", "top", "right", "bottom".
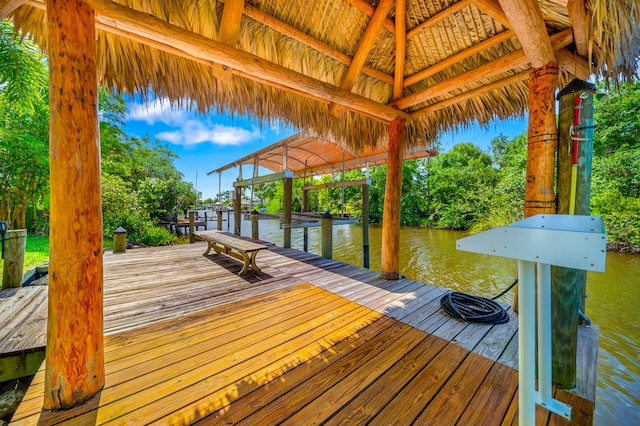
{"left": 44, "top": 0, "right": 104, "bottom": 410}
{"left": 380, "top": 117, "right": 405, "bottom": 279}
{"left": 10, "top": 242, "right": 597, "bottom": 425}
{"left": 1, "top": 229, "right": 26, "bottom": 289}
{"left": 524, "top": 62, "right": 559, "bottom": 217}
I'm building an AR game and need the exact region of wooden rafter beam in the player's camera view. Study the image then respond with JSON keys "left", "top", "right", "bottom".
{"left": 567, "top": 0, "right": 589, "bottom": 57}
{"left": 393, "top": 29, "right": 573, "bottom": 110}
{"left": 331, "top": 0, "right": 394, "bottom": 114}
{"left": 213, "top": 0, "right": 244, "bottom": 82}
{"left": 394, "top": 0, "right": 406, "bottom": 100}
{"left": 76, "top": 0, "right": 407, "bottom": 122}
{"left": 411, "top": 70, "right": 529, "bottom": 117}
{"left": 243, "top": 3, "right": 393, "bottom": 84}
{"left": 475, "top": 0, "right": 512, "bottom": 29}
{"left": 404, "top": 29, "right": 515, "bottom": 87}
{"left": 406, "top": 0, "right": 475, "bottom": 40}
{"left": 344, "top": 0, "right": 395, "bottom": 34}
{"left": 0, "top": 0, "right": 26, "bottom": 19}
{"left": 556, "top": 48, "right": 591, "bottom": 78}
{"left": 497, "top": 0, "right": 556, "bottom": 67}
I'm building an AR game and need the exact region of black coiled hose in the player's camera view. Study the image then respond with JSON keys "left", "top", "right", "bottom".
{"left": 439, "top": 279, "right": 518, "bottom": 325}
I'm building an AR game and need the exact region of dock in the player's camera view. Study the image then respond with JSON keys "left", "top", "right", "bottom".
{"left": 2, "top": 239, "right": 596, "bottom": 424}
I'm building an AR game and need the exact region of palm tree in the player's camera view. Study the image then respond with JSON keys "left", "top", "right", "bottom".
{"left": 0, "top": 19, "right": 48, "bottom": 113}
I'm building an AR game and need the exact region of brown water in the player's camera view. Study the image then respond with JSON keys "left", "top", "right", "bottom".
{"left": 233, "top": 218, "right": 640, "bottom": 425}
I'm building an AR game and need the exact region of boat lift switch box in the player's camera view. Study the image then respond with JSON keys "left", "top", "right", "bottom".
{"left": 456, "top": 214, "right": 607, "bottom": 272}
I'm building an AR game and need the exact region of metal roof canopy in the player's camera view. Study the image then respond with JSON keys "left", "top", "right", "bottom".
{"left": 208, "top": 132, "right": 437, "bottom": 182}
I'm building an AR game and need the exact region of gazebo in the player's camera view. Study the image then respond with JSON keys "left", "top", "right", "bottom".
{"left": 2, "top": 0, "right": 638, "bottom": 412}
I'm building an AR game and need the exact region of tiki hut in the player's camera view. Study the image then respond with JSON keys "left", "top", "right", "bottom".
{"left": 1, "top": 0, "right": 638, "bottom": 412}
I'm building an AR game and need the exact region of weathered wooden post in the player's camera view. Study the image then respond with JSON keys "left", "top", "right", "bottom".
{"left": 551, "top": 79, "right": 596, "bottom": 388}
{"left": 283, "top": 177, "right": 293, "bottom": 248}
{"left": 381, "top": 117, "right": 405, "bottom": 279}
{"left": 251, "top": 209, "right": 259, "bottom": 240}
{"left": 302, "top": 188, "right": 309, "bottom": 252}
{"left": 362, "top": 182, "right": 370, "bottom": 269}
{"left": 204, "top": 212, "right": 208, "bottom": 230}
{"left": 1, "top": 229, "right": 27, "bottom": 289}
{"left": 45, "top": 0, "right": 104, "bottom": 409}
{"left": 189, "top": 211, "right": 195, "bottom": 243}
{"left": 217, "top": 210, "right": 223, "bottom": 231}
{"left": 234, "top": 188, "right": 242, "bottom": 236}
{"left": 112, "top": 227, "right": 127, "bottom": 253}
{"left": 321, "top": 211, "right": 333, "bottom": 259}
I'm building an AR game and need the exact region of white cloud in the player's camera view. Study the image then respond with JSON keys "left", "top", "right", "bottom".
{"left": 127, "top": 97, "right": 262, "bottom": 147}
{"left": 127, "top": 97, "right": 187, "bottom": 126}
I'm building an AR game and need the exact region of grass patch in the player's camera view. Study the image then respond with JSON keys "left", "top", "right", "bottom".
{"left": 0, "top": 234, "right": 115, "bottom": 286}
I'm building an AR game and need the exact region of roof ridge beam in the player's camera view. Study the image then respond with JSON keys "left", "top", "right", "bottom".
{"left": 392, "top": 29, "right": 573, "bottom": 110}
{"left": 78, "top": 0, "right": 408, "bottom": 123}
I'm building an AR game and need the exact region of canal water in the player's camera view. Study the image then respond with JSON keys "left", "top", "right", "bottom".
{"left": 229, "top": 216, "right": 638, "bottom": 424}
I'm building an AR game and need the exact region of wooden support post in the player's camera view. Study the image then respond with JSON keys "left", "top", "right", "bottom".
{"left": 362, "top": 183, "right": 370, "bottom": 269}
{"left": 302, "top": 188, "right": 309, "bottom": 252}
{"left": 551, "top": 80, "right": 595, "bottom": 388}
{"left": 321, "top": 211, "right": 333, "bottom": 259}
{"left": 44, "top": 0, "right": 104, "bottom": 410}
{"left": 234, "top": 188, "right": 242, "bottom": 236}
{"left": 524, "top": 63, "right": 559, "bottom": 217}
{"left": 1, "top": 229, "right": 26, "bottom": 289}
{"left": 283, "top": 177, "right": 292, "bottom": 248}
{"left": 513, "top": 63, "right": 559, "bottom": 312}
{"left": 217, "top": 210, "right": 223, "bottom": 231}
{"left": 251, "top": 210, "right": 259, "bottom": 240}
{"left": 189, "top": 211, "right": 195, "bottom": 243}
{"left": 204, "top": 212, "right": 208, "bottom": 230}
{"left": 381, "top": 117, "right": 406, "bottom": 279}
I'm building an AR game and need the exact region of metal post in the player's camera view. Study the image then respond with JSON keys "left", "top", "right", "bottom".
{"left": 518, "top": 260, "right": 536, "bottom": 426}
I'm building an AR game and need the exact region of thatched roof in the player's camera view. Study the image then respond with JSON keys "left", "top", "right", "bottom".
{"left": 4, "top": 0, "right": 639, "bottom": 151}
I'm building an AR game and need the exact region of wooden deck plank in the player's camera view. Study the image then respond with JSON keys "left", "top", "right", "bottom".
{"left": 7, "top": 243, "right": 598, "bottom": 425}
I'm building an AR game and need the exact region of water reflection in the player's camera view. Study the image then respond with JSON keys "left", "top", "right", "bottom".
{"left": 233, "top": 216, "right": 640, "bottom": 424}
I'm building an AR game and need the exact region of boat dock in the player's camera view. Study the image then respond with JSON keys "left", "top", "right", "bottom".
{"left": 2, "top": 238, "right": 596, "bottom": 424}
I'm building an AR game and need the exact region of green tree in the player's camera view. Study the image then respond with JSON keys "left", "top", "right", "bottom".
{"left": 0, "top": 21, "right": 49, "bottom": 229}
{"left": 593, "top": 80, "right": 640, "bottom": 155}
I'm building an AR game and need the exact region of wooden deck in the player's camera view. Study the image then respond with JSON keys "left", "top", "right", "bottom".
{"left": 4, "top": 239, "right": 596, "bottom": 424}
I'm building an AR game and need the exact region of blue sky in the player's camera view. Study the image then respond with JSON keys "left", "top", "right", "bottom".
{"left": 124, "top": 96, "right": 528, "bottom": 200}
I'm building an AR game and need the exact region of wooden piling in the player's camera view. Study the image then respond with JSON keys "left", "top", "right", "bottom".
{"left": 551, "top": 79, "right": 595, "bottom": 388}
{"left": 1, "top": 229, "right": 27, "bottom": 289}
{"left": 234, "top": 188, "right": 242, "bottom": 236}
{"left": 381, "top": 117, "right": 405, "bottom": 280}
{"left": 251, "top": 210, "right": 259, "bottom": 240}
{"left": 302, "top": 189, "right": 309, "bottom": 252}
{"left": 362, "top": 183, "right": 370, "bottom": 269}
{"left": 283, "top": 177, "right": 292, "bottom": 248}
{"left": 45, "top": 0, "right": 104, "bottom": 409}
{"left": 217, "top": 210, "right": 223, "bottom": 231}
{"left": 321, "top": 211, "right": 333, "bottom": 259}
{"left": 189, "top": 211, "right": 195, "bottom": 243}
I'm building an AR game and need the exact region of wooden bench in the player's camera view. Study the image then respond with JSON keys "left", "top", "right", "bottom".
{"left": 194, "top": 230, "right": 268, "bottom": 276}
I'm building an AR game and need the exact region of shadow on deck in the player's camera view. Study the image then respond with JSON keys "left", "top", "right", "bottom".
{"left": 5, "top": 240, "right": 596, "bottom": 424}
